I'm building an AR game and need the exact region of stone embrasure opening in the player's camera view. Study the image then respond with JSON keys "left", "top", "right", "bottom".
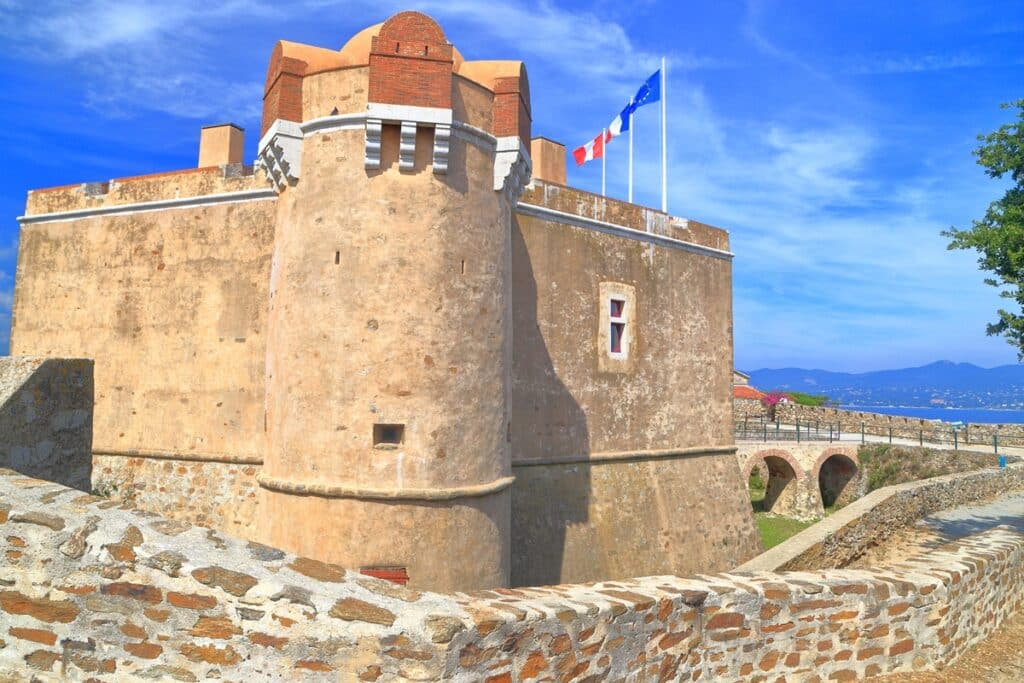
{"left": 373, "top": 423, "right": 404, "bottom": 449}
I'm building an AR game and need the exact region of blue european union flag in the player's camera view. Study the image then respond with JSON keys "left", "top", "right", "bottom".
{"left": 631, "top": 70, "right": 661, "bottom": 110}
{"left": 617, "top": 70, "right": 660, "bottom": 133}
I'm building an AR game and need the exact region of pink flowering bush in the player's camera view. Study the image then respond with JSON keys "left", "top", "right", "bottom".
{"left": 761, "top": 391, "right": 788, "bottom": 421}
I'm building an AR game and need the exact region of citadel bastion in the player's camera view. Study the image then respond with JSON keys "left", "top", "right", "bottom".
{"left": 10, "top": 11, "right": 760, "bottom": 591}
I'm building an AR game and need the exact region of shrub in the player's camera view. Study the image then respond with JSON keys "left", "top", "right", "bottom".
{"left": 786, "top": 391, "right": 831, "bottom": 407}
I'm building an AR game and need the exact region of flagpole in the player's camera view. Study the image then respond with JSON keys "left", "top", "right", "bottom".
{"left": 628, "top": 110, "right": 634, "bottom": 203}
{"left": 601, "top": 128, "right": 607, "bottom": 197}
{"left": 660, "top": 56, "right": 667, "bottom": 213}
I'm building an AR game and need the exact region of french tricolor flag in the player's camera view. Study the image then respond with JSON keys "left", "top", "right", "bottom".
{"left": 607, "top": 103, "right": 630, "bottom": 140}
{"left": 572, "top": 129, "right": 606, "bottom": 166}
{"left": 569, "top": 64, "right": 667, "bottom": 211}
{"left": 571, "top": 104, "right": 630, "bottom": 166}
{"left": 573, "top": 70, "right": 659, "bottom": 166}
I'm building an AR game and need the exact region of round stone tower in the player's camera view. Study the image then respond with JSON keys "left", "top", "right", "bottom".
{"left": 254, "top": 11, "right": 531, "bottom": 590}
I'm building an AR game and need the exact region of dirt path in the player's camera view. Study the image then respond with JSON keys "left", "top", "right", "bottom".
{"left": 847, "top": 491, "right": 1024, "bottom": 567}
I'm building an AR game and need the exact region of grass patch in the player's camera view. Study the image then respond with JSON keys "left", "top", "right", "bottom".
{"left": 857, "top": 443, "right": 1000, "bottom": 492}
{"left": 755, "top": 513, "right": 815, "bottom": 549}
{"left": 749, "top": 478, "right": 766, "bottom": 513}
{"left": 749, "top": 481, "right": 816, "bottom": 547}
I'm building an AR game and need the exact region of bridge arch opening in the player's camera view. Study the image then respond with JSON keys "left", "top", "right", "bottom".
{"left": 747, "top": 452, "right": 800, "bottom": 514}
{"left": 817, "top": 452, "right": 859, "bottom": 509}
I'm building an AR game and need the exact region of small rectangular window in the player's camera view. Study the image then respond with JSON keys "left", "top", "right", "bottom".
{"left": 609, "top": 297, "right": 626, "bottom": 355}
{"left": 599, "top": 283, "right": 635, "bottom": 371}
{"left": 373, "top": 423, "right": 404, "bottom": 449}
{"left": 610, "top": 322, "right": 624, "bottom": 353}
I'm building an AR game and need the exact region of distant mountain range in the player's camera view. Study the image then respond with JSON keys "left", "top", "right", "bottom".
{"left": 746, "top": 361, "right": 1024, "bottom": 409}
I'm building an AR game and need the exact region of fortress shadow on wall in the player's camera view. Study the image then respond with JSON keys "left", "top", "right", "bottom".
{"left": 509, "top": 216, "right": 591, "bottom": 586}
{"left": 0, "top": 357, "right": 94, "bottom": 491}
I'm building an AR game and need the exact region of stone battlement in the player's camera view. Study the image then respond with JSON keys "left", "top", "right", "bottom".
{"left": 23, "top": 165, "right": 265, "bottom": 218}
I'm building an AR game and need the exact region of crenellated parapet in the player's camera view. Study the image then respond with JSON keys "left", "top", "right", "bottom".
{"left": 256, "top": 11, "right": 532, "bottom": 205}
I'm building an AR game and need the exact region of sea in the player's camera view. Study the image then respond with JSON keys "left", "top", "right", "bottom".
{"left": 840, "top": 405, "right": 1024, "bottom": 425}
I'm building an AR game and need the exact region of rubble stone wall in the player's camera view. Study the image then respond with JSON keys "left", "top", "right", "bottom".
{"left": 3, "top": 468, "right": 1024, "bottom": 681}
{"left": 0, "top": 357, "right": 93, "bottom": 491}
{"left": 770, "top": 403, "right": 1024, "bottom": 447}
{"left": 741, "top": 464, "right": 1024, "bottom": 573}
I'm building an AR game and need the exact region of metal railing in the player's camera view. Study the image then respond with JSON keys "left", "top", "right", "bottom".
{"left": 734, "top": 415, "right": 1023, "bottom": 452}
{"left": 734, "top": 417, "right": 840, "bottom": 443}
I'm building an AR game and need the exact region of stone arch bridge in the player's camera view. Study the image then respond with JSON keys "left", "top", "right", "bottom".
{"left": 736, "top": 443, "right": 861, "bottom": 520}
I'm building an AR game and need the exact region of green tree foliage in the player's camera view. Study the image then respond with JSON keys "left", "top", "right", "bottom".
{"left": 944, "top": 100, "right": 1024, "bottom": 358}
{"left": 785, "top": 391, "right": 831, "bottom": 407}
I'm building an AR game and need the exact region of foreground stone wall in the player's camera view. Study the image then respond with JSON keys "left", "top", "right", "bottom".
{"left": 0, "top": 357, "right": 93, "bottom": 491}
{"left": 741, "top": 464, "right": 1024, "bottom": 573}
{"left": 4, "top": 467, "right": 1024, "bottom": 681}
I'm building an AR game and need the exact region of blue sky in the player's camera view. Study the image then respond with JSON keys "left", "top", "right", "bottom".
{"left": 0, "top": 0, "right": 1022, "bottom": 372}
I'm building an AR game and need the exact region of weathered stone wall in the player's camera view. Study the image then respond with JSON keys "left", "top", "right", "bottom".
{"left": 510, "top": 181, "right": 760, "bottom": 585}
{"left": 4, "top": 468, "right": 1024, "bottom": 681}
{"left": 772, "top": 403, "right": 1024, "bottom": 448}
{"left": 740, "top": 463, "right": 1024, "bottom": 573}
{"left": 92, "top": 456, "right": 261, "bottom": 539}
{"left": 13, "top": 166, "right": 275, "bottom": 544}
{"left": 13, "top": 166, "right": 274, "bottom": 474}
{"left": 511, "top": 450, "right": 759, "bottom": 587}
{"left": 0, "top": 357, "right": 93, "bottom": 491}
{"left": 733, "top": 397, "right": 763, "bottom": 420}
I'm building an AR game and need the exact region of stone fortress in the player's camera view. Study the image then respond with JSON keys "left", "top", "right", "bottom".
{"left": 9, "top": 11, "right": 1024, "bottom": 681}
{"left": 10, "top": 11, "right": 760, "bottom": 592}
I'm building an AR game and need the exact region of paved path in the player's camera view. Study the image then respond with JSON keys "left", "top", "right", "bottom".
{"left": 918, "top": 491, "right": 1024, "bottom": 538}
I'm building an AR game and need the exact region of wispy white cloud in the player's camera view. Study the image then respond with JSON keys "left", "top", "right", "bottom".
{"left": 1, "top": 0, "right": 722, "bottom": 123}
{"left": 1, "top": 0, "right": 1017, "bottom": 369}
{"left": 0, "top": 0, "right": 274, "bottom": 120}
{"left": 740, "top": 0, "right": 831, "bottom": 82}
{"left": 848, "top": 53, "right": 988, "bottom": 75}
{"left": 631, "top": 98, "right": 1011, "bottom": 370}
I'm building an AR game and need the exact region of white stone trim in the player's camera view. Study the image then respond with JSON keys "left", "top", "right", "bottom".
{"left": 515, "top": 203, "right": 735, "bottom": 261}
{"left": 257, "top": 120, "right": 303, "bottom": 190}
{"left": 18, "top": 189, "right": 277, "bottom": 225}
{"left": 494, "top": 136, "right": 532, "bottom": 203}
{"left": 432, "top": 123, "right": 451, "bottom": 175}
{"left": 301, "top": 113, "right": 366, "bottom": 136}
{"left": 399, "top": 121, "right": 418, "bottom": 172}
{"left": 365, "top": 103, "right": 453, "bottom": 126}
{"left": 512, "top": 444, "right": 737, "bottom": 468}
{"left": 451, "top": 121, "right": 497, "bottom": 153}
{"left": 364, "top": 118, "right": 383, "bottom": 170}
{"left": 257, "top": 472, "right": 515, "bottom": 501}
{"left": 365, "top": 103, "right": 455, "bottom": 175}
